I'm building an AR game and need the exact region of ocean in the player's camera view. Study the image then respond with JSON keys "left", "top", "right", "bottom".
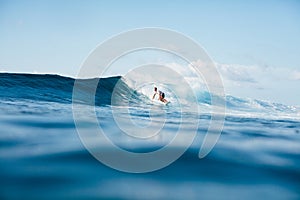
{"left": 0, "top": 73, "right": 300, "bottom": 199}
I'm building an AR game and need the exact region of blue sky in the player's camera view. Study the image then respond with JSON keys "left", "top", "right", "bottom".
{"left": 0, "top": 0, "right": 300, "bottom": 105}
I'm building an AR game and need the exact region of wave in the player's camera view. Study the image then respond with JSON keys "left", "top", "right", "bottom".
{"left": 0, "top": 73, "right": 299, "bottom": 117}
{"left": 0, "top": 73, "right": 125, "bottom": 106}
{"left": 0, "top": 73, "right": 75, "bottom": 104}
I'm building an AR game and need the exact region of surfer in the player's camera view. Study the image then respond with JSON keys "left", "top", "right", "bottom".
{"left": 152, "top": 87, "right": 168, "bottom": 103}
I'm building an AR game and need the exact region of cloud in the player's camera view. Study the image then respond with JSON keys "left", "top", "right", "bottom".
{"left": 215, "top": 62, "right": 300, "bottom": 86}
{"left": 291, "top": 70, "right": 300, "bottom": 81}
{"left": 216, "top": 63, "right": 257, "bottom": 83}
{"left": 210, "top": 62, "right": 300, "bottom": 105}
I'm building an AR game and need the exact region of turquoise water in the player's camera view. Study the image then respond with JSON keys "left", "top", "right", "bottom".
{"left": 0, "top": 73, "right": 300, "bottom": 199}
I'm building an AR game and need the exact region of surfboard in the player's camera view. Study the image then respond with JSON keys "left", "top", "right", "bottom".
{"left": 152, "top": 99, "right": 170, "bottom": 106}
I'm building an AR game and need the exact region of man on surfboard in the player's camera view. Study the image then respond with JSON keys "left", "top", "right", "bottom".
{"left": 152, "top": 87, "right": 168, "bottom": 103}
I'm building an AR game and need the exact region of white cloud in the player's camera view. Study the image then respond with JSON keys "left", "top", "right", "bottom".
{"left": 215, "top": 62, "right": 300, "bottom": 85}
{"left": 212, "top": 63, "right": 300, "bottom": 105}
{"left": 291, "top": 70, "right": 300, "bottom": 80}
{"left": 216, "top": 63, "right": 257, "bottom": 83}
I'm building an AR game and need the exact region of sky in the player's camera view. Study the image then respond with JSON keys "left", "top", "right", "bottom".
{"left": 0, "top": 0, "right": 300, "bottom": 105}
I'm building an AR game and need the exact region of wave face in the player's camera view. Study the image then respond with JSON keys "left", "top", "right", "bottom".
{"left": 0, "top": 73, "right": 75, "bottom": 104}
{"left": 0, "top": 73, "right": 119, "bottom": 105}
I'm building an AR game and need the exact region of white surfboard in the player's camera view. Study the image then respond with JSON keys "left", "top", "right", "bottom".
{"left": 152, "top": 99, "right": 170, "bottom": 106}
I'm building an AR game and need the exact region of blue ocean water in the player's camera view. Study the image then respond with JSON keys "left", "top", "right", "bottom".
{"left": 0, "top": 73, "right": 300, "bottom": 199}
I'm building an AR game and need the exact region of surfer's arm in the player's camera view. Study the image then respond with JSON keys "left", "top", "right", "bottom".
{"left": 152, "top": 93, "right": 157, "bottom": 100}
